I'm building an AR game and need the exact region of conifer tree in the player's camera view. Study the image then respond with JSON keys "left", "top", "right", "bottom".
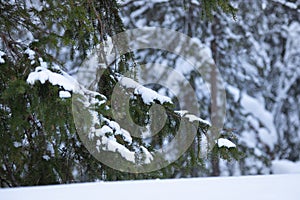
{"left": 0, "top": 0, "right": 238, "bottom": 187}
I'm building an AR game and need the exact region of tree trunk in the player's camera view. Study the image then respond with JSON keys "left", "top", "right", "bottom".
{"left": 210, "top": 19, "right": 220, "bottom": 177}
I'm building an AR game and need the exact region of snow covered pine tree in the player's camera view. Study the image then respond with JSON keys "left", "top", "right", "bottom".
{"left": 0, "top": 0, "right": 239, "bottom": 187}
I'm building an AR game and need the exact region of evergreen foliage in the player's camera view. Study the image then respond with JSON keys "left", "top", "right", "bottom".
{"left": 0, "top": 0, "right": 239, "bottom": 187}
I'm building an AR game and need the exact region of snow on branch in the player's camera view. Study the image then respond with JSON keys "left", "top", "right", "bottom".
{"left": 0, "top": 51, "right": 5, "bottom": 63}
{"left": 26, "top": 66, "right": 218, "bottom": 165}
{"left": 26, "top": 66, "right": 153, "bottom": 164}
{"left": 217, "top": 138, "right": 236, "bottom": 148}
{"left": 118, "top": 77, "right": 172, "bottom": 105}
{"left": 271, "top": 0, "right": 298, "bottom": 10}
{"left": 27, "top": 66, "right": 80, "bottom": 92}
{"left": 174, "top": 110, "right": 211, "bottom": 131}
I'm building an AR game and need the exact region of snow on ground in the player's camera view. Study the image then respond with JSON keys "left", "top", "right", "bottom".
{"left": 1, "top": 174, "right": 300, "bottom": 200}
{"left": 272, "top": 159, "right": 300, "bottom": 174}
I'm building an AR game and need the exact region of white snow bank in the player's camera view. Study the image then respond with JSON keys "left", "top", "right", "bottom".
{"left": 272, "top": 159, "right": 300, "bottom": 174}
{"left": 1, "top": 174, "right": 300, "bottom": 200}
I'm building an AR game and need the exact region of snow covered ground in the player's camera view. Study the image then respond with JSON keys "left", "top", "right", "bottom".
{"left": 1, "top": 174, "right": 300, "bottom": 200}
{"left": 272, "top": 159, "right": 300, "bottom": 174}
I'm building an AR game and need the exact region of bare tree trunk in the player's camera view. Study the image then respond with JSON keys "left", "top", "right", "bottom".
{"left": 210, "top": 19, "right": 220, "bottom": 177}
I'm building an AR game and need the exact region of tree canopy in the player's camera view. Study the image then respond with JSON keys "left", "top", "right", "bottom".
{"left": 0, "top": 0, "right": 241, "bottom": 187}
